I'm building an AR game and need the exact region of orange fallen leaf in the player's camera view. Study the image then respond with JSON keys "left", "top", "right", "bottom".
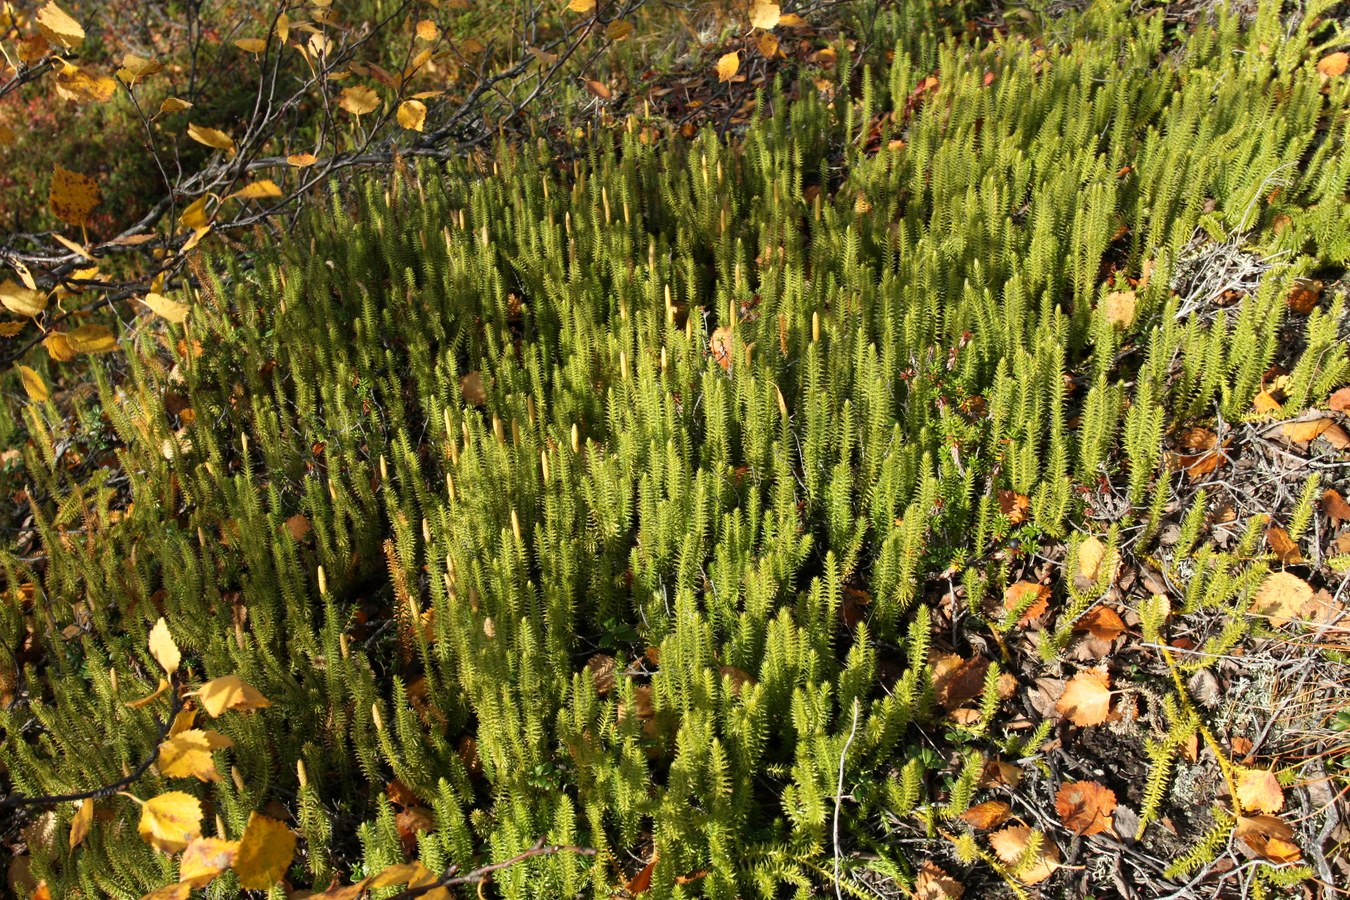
{"left": 997, "top": 490, "right": 1030, "bottom": 524}
{"left": 709, "top": 326, "right": 733, "bottom": 370}
{"left": 1054, "top": 780, "right": 1117, "bottom": 835}
{"left": 960, "top": 800, "right": 1012, "bottom": 830}
{"left": 1324, "top": 489, "right": 1350, "bottom": 524}
{"left": 284, "top": 514, "right": 311, "bottom": 541}
{"left": 1329, "top": 387, "right": 1350, "bottom": 412}
{"left": 1318, "top": 51, "right": 1349, "bottom": 77}
{"left": 1074, "top": 605, "right": 1125, "bottom": 641}
{"left": 1002, "top": 581, "right": 1049, "bottom": 626}
{"left": 1265, "top": 525, "right": 1302, "bottom": 564}
{"left": 1285, "top": 280, "right": 1322, "bottom": 314}
{"left": 1235, "top": 815, "right": 1302, "bottom": 863}
{"left": 989, "top": 824, "right": 1061, "bottom": 885}
{"left": 1250, "top": 572, "right": 1313, "bottom": 627}
{"left": 914, "top": 861, "right": 964, "bottom": 899}
{"left": 1281, "top": 417, "right": 1330, "bottom": 443}
{"left": 625, "top": 854, "right": 657, "bottom": 895}
{"left": 1055, "top": 668, "right": 1112, "bottom": 726}
{"left": 1235, "top": 767, "right": 1284, "bottom": 815}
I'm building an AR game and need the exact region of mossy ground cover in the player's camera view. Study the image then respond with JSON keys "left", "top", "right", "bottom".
{"left": 2, "top": 1, "right": 1350, "bottom": 898}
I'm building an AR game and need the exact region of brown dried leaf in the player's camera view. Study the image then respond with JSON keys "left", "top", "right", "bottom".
{"left": 1054, "top": 780, "right": 1117, "bottom": 835}
{"left": 1285, "top": 280, "right": 1322, "bottom": 314}
{"left": 934, "top": 654, "right": 990, "bottom": 711}
{"left": 460, "top": 371, "right": 487, "bottom": 406}
{"left": 1329, "top": 387, "right": 1350, "bottom": 413}
{"left": 1104, "top": 290, "right": 1136, "bottom": 327}
{"left": 586, "top": 653, "right": 616, "bottom": 695}
{"left": 1322, "top": 489, "right": 1350, "bottom": 524}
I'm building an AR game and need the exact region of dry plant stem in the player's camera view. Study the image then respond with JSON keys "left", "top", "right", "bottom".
{"left": 833, "top": 697, "right": 860, "bottom": 900}
{"left": 382, "top": 837, "right": 597, "bottom": 899}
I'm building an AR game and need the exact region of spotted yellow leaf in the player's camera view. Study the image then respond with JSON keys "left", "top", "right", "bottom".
{"left": 397, "top": 99, "right": 427, "bottom": 131}
{"left": 50, "top": 164, "right": 101, "bottom": 227}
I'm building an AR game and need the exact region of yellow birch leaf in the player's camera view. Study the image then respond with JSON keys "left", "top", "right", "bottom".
{"left": 54, "top": 64, "right": 117, "bottom": 103}
{"left": 338, "top": 85, "right": 380, "bottom": 116}
{"left": 50, "top": 164, "right": 101, "bottom": 227}
{"left": 756, "top": 31, "right": 779, "bottom": 58}
{"left": 141, "top": 293, "right": 189, "bottom": 323}
{"left": 139, "top": 883, "right": 191, "bottom": 900}
{"left": 52, "top": 233, "right": 91, "bottom": 260}
{"left": 179, "top": 836, "right": 239, "bottom": 887}
{"left": 36, "top": 2, "right": 84, "bottom": 49}
{"left": 749, "top": 0, "right": 781, "bottom": 30}
{"left": 0, "top": 321, "right": 26, "bottom": 337}
{"left": 235, "top": 38, "right": 268, "bottom": 54}
{"left": 606, "top": 19, "right": 633, "bottom": 40}
{"left": 227, "top": 180, "right": 283, "bottom": 201}
{"left": 368, "top": 863, "right": 423, "bottom": 888}
{"left": 716, "top": 51, "right": 740, "bottom": 82}
{"left": 397, "top": 99, "right": 427, "bottom": 131}
{"left": 198, "top": 675, "right": 272, "bottom": 716}
{"left": 65, "top": 324, "right": 117, "bottom": 354}
{"left": 45, "top": 331, "right": 77, "bottom": 362}
{"left": 567, "top": 0, "right": 597, "bottom": 11}
{"left": 416, "top": 19, "right": 440, "bottom": 41}
{"left": 168, "top": 707, "right": 197, "bottom": 737}
{"left": 159, "top": 97, "right": 193, "bottom": 114}
{"left": 277, "top": 13, "right": 290, "bottom": 43}
{"left": 1, "top": 281, "right": 48, "bottom": 318}
{"left": 180, "top": 226, "right": 211, "bottom": 254}
{"left": 778, "top": 12, "right": 807, "bottom": 26}
{"left": 1250, "top": 572, "right": 1313, "bottom": 627}
{"left": 69, "top": 798, "right": 92, "bottom": 849}
{"left": 117, "top": 54, "right": 163, "bottom": 84}
{"left": 148, "top": 617, "right": 180, "bottom": 674}
{"left": 158, "top": 730, "right": 222, "bottom": 781}
{"left": 989, "top": 824, "right": 1061, "bottom": 885}
{"left": 18, "top": 365, "right": 49, "bottom": 402}
{"left": 136, "top": 791, "right": 202, "bottom": 853}
{"left": 234, "top": 813, "right": 297, "bottom": 890}
{"left": 186, "top": 123, "right": 235, "bottom": 154}
{"left": 287, "top": 153, "right": 318, "bottom": 167}
{"left": 179, "top": 196, "right": 211, "bottom": 229}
